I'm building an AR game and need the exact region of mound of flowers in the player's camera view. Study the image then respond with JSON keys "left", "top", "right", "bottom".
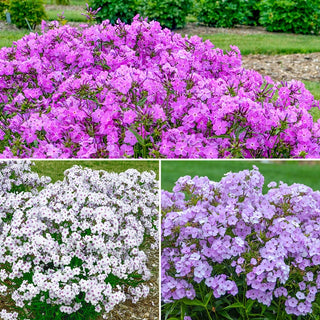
{"left": 0, "top": 161, "right": 158, "bottom": 320}
{"left": 0, "top": 17, "right": 320, "bottom": 158}
{"left": 162, "top": 167, "right": 320, "bottom": 319}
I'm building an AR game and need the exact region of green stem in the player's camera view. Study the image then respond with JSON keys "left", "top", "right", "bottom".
{"left": 276, "top": 297, "right": 281, "bottom": 320}
{"left": 206, "top": 307, "right": 214, "bottom": 320}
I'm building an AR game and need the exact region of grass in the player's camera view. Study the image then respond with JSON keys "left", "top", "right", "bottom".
{"left": 161, "top": 160, "right": 320, "bottom": 193}
{"left": 0, "top": 29, "right": 29, "bottom": 48}
{"left": 46, "top": 8, "right": 87, "bottom": 22}
{"left": 310, "top": 106, "right": 320, "bottom": 121}
{"left": 31, "top": 160, "right": 159, "bottom": 183}
{"left": 44, "top": 0, "right": 87, "bottom": 22}
{"left": 304, "top": 81, "right": 320, "bottom": 101}
{"left": 201, "top": 33, "right": 320, "bottom": 56}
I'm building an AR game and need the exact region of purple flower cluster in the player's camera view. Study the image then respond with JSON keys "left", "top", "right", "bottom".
{"left": 162, "top": 167, "right": 320, "bottom": 316}
{"left": 0, "top": 162, "right": 159, "bottom": 319}
{"left": 0, "top": 17, "right": 319, "bottom": 158}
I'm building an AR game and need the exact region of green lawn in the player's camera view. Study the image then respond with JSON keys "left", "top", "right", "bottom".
{"left": 46, "top": 8, "right": 87, "bottom": 22}
{"left": 161, "top": 160, "right": 320, "bottom": 193}
{"left": 202, "top": 33, "right": 320, "bottom": 56}
{"left": 304, "top": 81, "right": 320, "bottom": 101}
{"left": 0, "top": 29, "right": 29, "bottom": 48}
{"left": 31, "top": 160, "right": 159, "bottom": 183}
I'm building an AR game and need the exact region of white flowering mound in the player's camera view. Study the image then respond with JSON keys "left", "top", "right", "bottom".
{"left": 0, "top": 160, "right": 51, "bottom": 195}
{"left": 0, "top": 163, "right": 159, "bottom": 320}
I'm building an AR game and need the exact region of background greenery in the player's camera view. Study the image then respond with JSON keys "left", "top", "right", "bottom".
{"left": 161, "top": 160, "right": 320, "bottom": 193}
{"left": 30, "top": 160, "right": 159, "bottom": 182}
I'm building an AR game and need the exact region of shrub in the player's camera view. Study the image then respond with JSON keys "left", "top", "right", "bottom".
{"left": 162, "top": 167, "right": 320, "bottom": 319}
{"left": 242, "top": 0, "right": 261, "bottom": 26}
{"left": 0, "top": 162, "right": 159, "bottom": 320}
{"left": 259, "top": 0, "right": 320, "bottom": 34}
{"left": 0, "top": 17, "right": 320, "bottom": 159}
{"left": 141, "top": 0, "right": 193, "bottom": 29}
{"left": 55, "top": 0, "right": 70, "bottom": 4}
{"left": 197, "top": 0, "right": 244, "bottom": 27}
{"left": 89, "top": 0, "right": 140, "bottom": 24}
{"left": 9, "top": 0, "right": 47, "bottom": 29}
{"left": 0, "top": 0, "right": 9, "bottom": 20}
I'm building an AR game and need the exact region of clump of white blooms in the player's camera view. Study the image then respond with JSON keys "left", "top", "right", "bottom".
{"left": 0, "top": 160, "right": 51, "bottom": 194}
{"left": 0, "top": 161, "right": 158, "bottom": 319}
{"left": 0, "top": 160, "right": 51, "bottom": 235}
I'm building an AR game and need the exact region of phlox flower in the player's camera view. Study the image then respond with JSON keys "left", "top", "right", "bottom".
{"left": 162, "top": 166, "right": 320, "bottom": 317}
{"left": 0, "top": 17, "right": 319, "bottom": 158}
{"left": 0, "top": 162, "right": 159, "bottom": 318}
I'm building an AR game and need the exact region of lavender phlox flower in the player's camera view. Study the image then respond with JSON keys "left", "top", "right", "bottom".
{"left": 162, "top": 166, "right": 320, "bottom": 316}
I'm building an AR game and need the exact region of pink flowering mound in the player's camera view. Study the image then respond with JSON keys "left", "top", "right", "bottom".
{"left": 0, "top": 16, "right": 320, "bottom": 158}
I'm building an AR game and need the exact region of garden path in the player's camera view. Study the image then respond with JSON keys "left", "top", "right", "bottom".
{"left": 178, "top": 23, "right": 320, "bottom": 83}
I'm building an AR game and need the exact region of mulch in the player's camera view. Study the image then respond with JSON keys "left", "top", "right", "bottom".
{"left": 176, "top": 23, "right": 320, "bottom": 83}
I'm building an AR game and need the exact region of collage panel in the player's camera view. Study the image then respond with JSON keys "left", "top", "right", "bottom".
{"left": 0, "top": 160, "right": 160, "bottom": 320}
{"left": 1, "top": 2, "right": 319, "bottom": 160}
{"left": 161, "top": 160, "right": 320, "bottom": 320}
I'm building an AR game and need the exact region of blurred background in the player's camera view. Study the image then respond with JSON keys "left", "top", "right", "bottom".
{"left": 31, "top": 160, "right": 159, "bottom": 182}
{"left": 161, "top": 160, "right": 320, "bottom": 193}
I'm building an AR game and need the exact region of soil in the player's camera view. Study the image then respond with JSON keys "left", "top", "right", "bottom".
{"left": 176, "top": 23, "right": 320, "bottom": 83}
{"left": 101, "top": 246, "right": 159, "bottom": 320}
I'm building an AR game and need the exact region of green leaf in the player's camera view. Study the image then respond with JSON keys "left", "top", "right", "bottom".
{"left": 137, "top": 96, "right": 148, "bottom": 106}
{"left": 163, "top": 301, "right": 179, "bottom": 320}
{"left": 32, "top": 140, "right": 39, "bottom": 148}
{"left": 219, "top": 310, "right": 235, "bottom": 320}
{"left": 224, "top": 302, "right": 245, "bottom": 310}
{"left": 181, "top": 298, "right": 205, "bottom": 307}
{"left": 208, "top": 134, "right": 230, "bottom": 139}
{"left": 245, "top": 299, "right": 255, "bottom": 314}
{"left": 128, "top": 127, "right": 144, "bottom": 145}
{"left": 204, "top": 291, "right": 213, "bottom": 307}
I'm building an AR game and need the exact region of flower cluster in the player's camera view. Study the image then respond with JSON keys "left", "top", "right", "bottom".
{"left": 0, "top": 17, "right": 319, "bottom": 158}
{"left": 0, "top": 160, "right": 50, "bottom": 194}
{"left": 0, "top": 162, "right": 159, "bottom": 319}
{"left": 162, "top": 167, "right": 320, "bottom": 316}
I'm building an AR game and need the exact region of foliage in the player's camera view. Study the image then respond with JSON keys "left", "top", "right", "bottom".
{"left": 55, "top": 0, "right": 70, "bottom": 4}
{"left": 241, "top": 0, "right": 262, "bottom": 26}
{"left": 141, "top": 0, "right": 193, "bottom": 29}
{"left": 0, "top": 0, "right": 9, "bottom": 20}
{"left": 259, "top": 0, "right": 320, "bottom": 34}
{"left": 162, "top": 167, "right": 320, "bottom": 319}
{"left": 9, "top": 0, "right": 47, "bottom": 29}
{"left": 197, "top": 0, "right": 244, "bottom": 28}
{"left": 0, "top": 18, "right": 320, "bottom": 158}
{"left": 89, "top": 0, "right": 140, "bottom": 24}
{"left": 0, "top": 161, "right": 158, "bottom": 320}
